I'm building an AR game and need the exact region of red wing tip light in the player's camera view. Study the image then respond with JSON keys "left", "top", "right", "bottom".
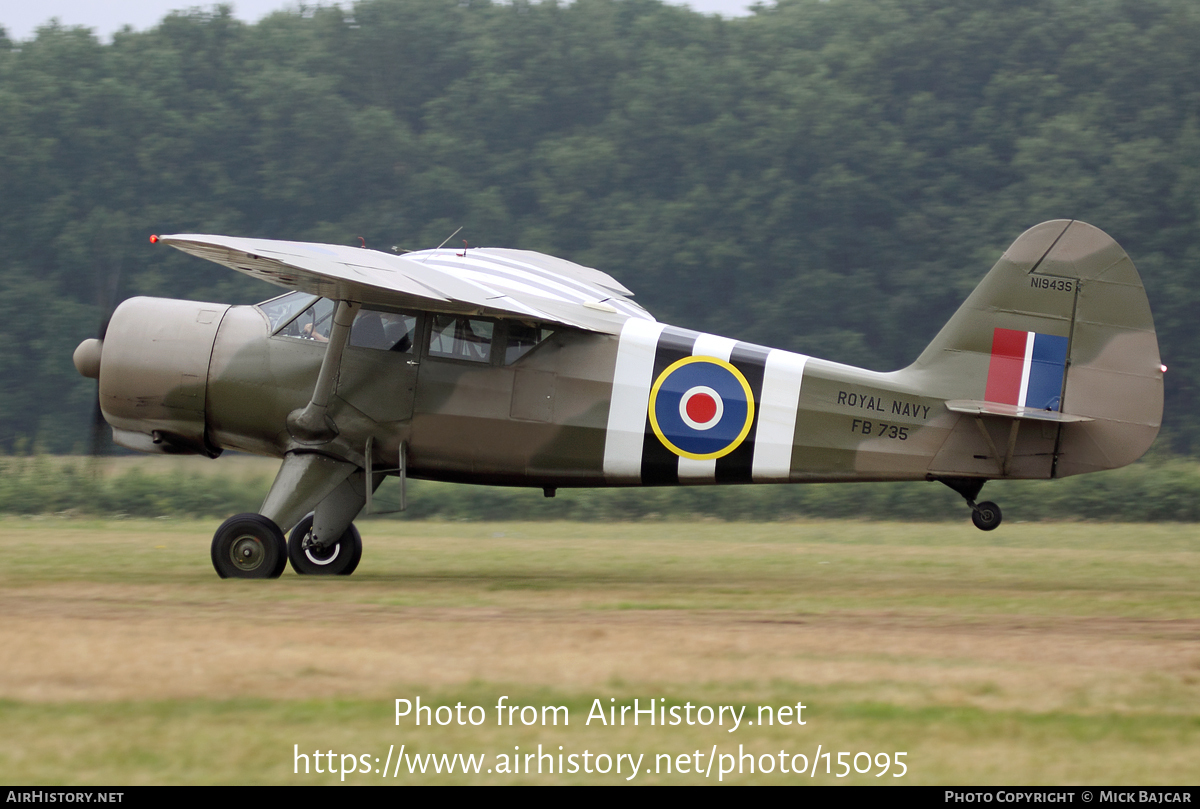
{"left": 149, "top": 234, "right": 159, "bottom": 243}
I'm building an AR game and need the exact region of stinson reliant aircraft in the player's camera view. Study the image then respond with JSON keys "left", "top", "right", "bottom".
{"left": 73, "top": 220, "right": 1163, "bottom": 578}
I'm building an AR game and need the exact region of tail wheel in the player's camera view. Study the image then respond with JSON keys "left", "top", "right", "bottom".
{"left": 211, "top": 514, "right": 287, "bottom": 579}
{"left": 971, "top": 501, "right": 1003, "bottom": 531}
{"left": 287, "top": 514, "right": 363, "bottom": 576}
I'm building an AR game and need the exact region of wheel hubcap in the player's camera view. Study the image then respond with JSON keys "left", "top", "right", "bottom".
{"left": 230, "top": 534, "right": 265, "bottom": 571}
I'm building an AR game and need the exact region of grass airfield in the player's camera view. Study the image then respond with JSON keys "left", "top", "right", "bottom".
{"left": 0, "top": 518, "right": 1196, "bottom": 784}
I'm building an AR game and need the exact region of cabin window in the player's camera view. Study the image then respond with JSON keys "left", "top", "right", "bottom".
{"left": 259, "top": 291, "right": 318, "bottom": 332}
{"left": 505, "top": 323, "right": 554, "bottom": 364}
{"left": 427, "top": 315, "right": 493, "bottom": 363}
{"left": 350, "top": 309, "right": 417, "bottom": 353}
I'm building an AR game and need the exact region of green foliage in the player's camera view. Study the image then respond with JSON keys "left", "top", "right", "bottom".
{"left": 396, "top": 459, "right": 1200, "bottom": 522}
{"left": 3, "top": 0, "right": 1200, "bottom": 450}
{"left": 0, "top": 456, "right": 267, "bottom": 517}
{"left": 3, "top": 455, "right": 1200, "bottom": 522}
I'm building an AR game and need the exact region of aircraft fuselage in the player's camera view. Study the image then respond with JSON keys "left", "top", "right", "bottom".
{"left": 99, "top": 295, "right": 1061, "bottom": 490}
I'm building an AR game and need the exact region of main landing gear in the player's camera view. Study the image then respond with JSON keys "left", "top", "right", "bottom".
{"left": 934, "top": 476, "right": 1003, "bottom": 531}
{"left": 209, "top": 299, "right": 388, "bottom": 580}
{"left": 209, "top": 512, "right": 363, "bottom": 578}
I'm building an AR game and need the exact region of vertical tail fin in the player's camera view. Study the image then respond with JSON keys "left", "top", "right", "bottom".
{"left": 907, "top": 220, "right": 1162, "bottom": 477}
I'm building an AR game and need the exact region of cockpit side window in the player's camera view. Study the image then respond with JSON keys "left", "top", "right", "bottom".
{"left": 350, "top": 308, "right": 417, "bottom": 353}
{"left": 428, "top": 315, "right": 493, "bottom": 363}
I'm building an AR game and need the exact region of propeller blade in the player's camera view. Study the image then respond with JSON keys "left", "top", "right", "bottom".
{"left": 90, "top": 398, "right": 108, "bottom": 458}
{"left": 89, "top": 256, "right": 123, "bottom": 456}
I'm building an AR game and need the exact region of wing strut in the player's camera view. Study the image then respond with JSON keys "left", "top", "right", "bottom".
{"left": 288, "top": 300, "right": 360, "bottom": 443}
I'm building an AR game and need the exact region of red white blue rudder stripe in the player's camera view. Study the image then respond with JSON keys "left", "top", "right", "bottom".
{"left": 984, "top": 327, "right": 1069, "bottom": 411}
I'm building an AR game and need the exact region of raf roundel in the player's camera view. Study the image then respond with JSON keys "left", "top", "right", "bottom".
{"left": 648, "top": 357, "right": 755, "bottom": 460}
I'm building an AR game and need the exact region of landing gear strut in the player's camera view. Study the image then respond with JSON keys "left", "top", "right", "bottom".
{"left": 934, "top": 476, "right": 1004, "bottom": 531}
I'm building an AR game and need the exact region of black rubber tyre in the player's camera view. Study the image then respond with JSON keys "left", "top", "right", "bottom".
{"left": 211, "top": 513, "right": 288, "bottom": 579}
{"left": 971, "top": 501, "right": 1003, "bottom": 531}
{"left": 287, "top": 514, "right": 363, "bottom": 576}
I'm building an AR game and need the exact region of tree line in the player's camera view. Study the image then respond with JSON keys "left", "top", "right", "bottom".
{"left": 2, "top": 0, "right": 1198, "bottom": 453}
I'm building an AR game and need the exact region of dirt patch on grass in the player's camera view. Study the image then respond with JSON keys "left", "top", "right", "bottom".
{"left": 3, "top": 581, "right": 1197, "bottom": 714}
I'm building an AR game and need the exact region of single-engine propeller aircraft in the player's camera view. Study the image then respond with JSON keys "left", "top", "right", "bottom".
{"left": 73, "top": 220, "right": 1163, "bottom": 578}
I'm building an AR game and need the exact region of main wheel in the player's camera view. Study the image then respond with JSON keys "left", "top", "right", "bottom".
{"left": 287, "top": 514, "right": 363, "bottom": 576}
{"left": 211, "top": 514, "right": 288, "bottom": 579}
{"left": 971, "top": 501, "right": 1003, "bottom": 531}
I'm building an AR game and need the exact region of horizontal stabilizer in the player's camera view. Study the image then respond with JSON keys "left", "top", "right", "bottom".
{"left": 944, "top": 400, "right": 1094, "bottom": 423}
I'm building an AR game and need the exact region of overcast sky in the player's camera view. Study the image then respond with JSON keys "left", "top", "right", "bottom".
{"left": 1, "top": 0, "right": 756, "bottom": 42}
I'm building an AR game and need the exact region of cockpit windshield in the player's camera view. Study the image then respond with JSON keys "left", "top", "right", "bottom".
{"left": 277, "top": 298, "right": 336, "bottom": 341}
{"left": 258, "top": 290, "right": 319, "bottom": 332}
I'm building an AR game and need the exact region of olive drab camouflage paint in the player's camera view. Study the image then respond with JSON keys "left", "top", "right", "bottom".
{"left": 73, "top": 220, "right": 1163, "bottom": 578}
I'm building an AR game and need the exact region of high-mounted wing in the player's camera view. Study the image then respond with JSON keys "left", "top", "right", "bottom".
{"left": 158, "top": 234, "right": 653, "bottom": 334}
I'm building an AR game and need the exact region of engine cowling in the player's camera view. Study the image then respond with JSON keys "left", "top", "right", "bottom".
{"left": 76, "top": 297, "right": 231, "bottom": 456}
